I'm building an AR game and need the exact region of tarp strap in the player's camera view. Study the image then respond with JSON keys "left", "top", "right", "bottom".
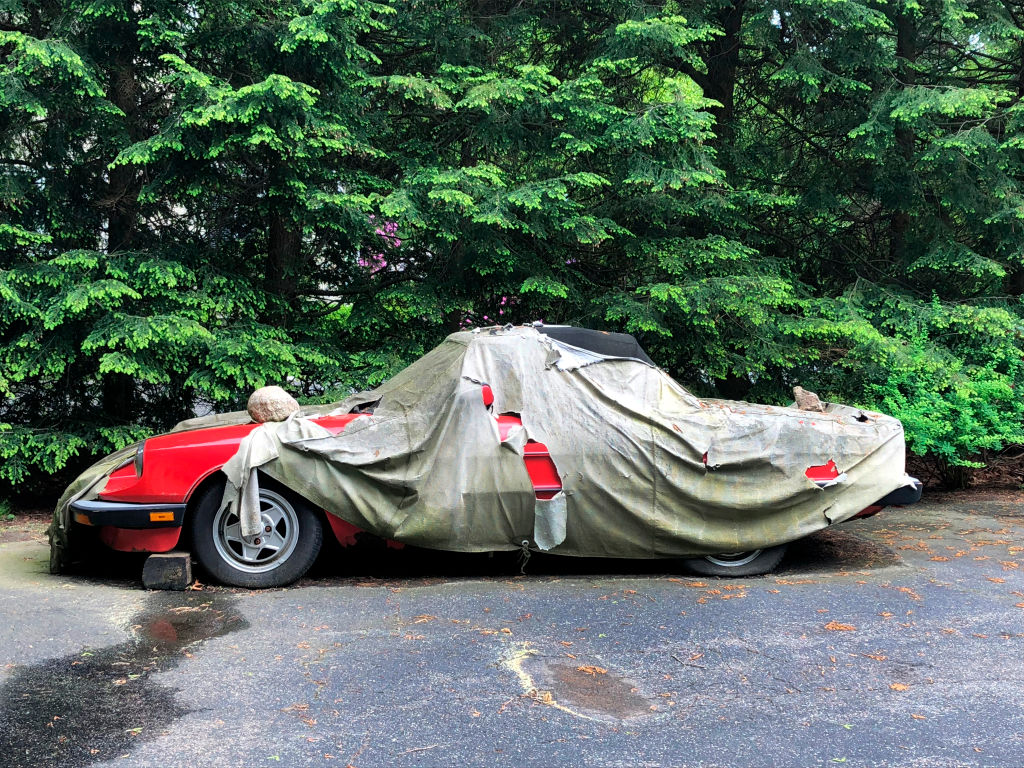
{"left": 518, "top": 538, "right": 531, "bottom": 575}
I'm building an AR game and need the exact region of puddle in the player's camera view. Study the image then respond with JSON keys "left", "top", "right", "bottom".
{"left": 0, "top": 592, "right": 247, "bottom": 768}
{"left": 536, "top": 659, "right": 653, "bottom": 718}
{"left": 505, "top": 647, "right": 656, "bottom": 722}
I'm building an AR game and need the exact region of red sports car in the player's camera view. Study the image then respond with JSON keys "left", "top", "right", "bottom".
{"left": 51, "top": 325, "right": 921, "bottom": 587}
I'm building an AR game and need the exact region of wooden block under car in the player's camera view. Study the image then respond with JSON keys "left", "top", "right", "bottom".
{"left": 142, "top": 552, "right": 193, "bottom": 590}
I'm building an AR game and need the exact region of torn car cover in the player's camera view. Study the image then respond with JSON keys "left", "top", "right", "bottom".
{"left": 220, "top": 327, "right": 909, "bottom": 558}
{"left": 48, "top": 444, "right": 139, "bottom": 573}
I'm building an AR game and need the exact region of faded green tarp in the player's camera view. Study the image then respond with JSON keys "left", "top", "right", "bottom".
{"left": 48, "top": 444, "right": 137, "bottom": 573}
{"left": 219, "top": 327, "right": 910, "bottom": 558}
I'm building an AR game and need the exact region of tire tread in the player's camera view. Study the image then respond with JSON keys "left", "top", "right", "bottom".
{"left": 683, "top": 544, "right": 788, "bottom": 577}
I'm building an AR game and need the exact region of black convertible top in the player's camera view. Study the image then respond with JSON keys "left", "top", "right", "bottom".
{"left": 537, "top": 325, "right": 655, "bottom": 366}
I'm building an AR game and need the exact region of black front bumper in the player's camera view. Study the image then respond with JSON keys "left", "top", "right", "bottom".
{"left": 70, "top": 499, "right": 186, "bottom": 529}
{"left": 875, "top": 478, "right": 924, "bottom": 507}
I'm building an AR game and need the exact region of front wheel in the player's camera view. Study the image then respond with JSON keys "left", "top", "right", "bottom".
{"left": 191, "top": 477, "right": 323, "bottom": 588}
{"left": 683, "top": 544, "right": 788, "bottom": 577}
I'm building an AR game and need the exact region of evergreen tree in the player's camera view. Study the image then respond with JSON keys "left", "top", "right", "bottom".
{"left": 2, "top": 0, "right": 1023, "bottom": 494}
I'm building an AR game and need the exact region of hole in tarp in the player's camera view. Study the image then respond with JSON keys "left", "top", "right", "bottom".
{"left": 806, "top": 460, "right": 840, "bottom": 482}
{"left": 347, "top": 399, "right": 379, "bottom": 414}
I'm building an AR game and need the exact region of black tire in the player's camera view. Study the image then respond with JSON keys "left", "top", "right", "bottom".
{"left": 191, "top": 476, "right": 323, "bottom": 588}
{"left": 683, "top": 544, "right": 788, "bottom": 577}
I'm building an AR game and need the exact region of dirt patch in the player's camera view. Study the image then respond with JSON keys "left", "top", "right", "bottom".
{"left": 926, "top": 488, "right": 1024, "bottom": 505}
{"left": 0, "top": 509, "right": 50, "bottom": 544}
{"left": 505, "top": 647, "right": 657, "bottom": 722}
{"left": 907, "top": 449, "right": 1024, "bottom": 489}
{"left": 779, "top": 527, "right": 901, "bottom": 575}
{"left": 538, "top": 660, "right": 653, "bottom": 719}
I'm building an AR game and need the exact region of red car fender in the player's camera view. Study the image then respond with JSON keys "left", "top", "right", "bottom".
{"left": 94, "top": 415, "right": 365, "bottom": 552}
{"left": 99, "top": 526, "right": 182, "bottom": 553}
{"left": 99, "top": 414, "right": 365, "bottom": 505}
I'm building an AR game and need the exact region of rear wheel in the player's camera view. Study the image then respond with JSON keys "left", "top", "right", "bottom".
{"left": 191, "top": 477, "right": 322, "bottom": 588}
{"left": 683, "top": 544, "right": 788, "bottom": 577}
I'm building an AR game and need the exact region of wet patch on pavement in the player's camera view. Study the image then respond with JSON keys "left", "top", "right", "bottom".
{"left": 0, "top": 592, "right": 247, "bottom": 768}
{"left": 503, "top": 646, "right": 657, "bottom": 722}
{"left": 3, "top": 499, "right": 1024, "bottom": 767}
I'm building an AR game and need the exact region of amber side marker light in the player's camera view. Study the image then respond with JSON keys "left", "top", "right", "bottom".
{"left": 149, "top": 511, "right": 174, "bottom": 522}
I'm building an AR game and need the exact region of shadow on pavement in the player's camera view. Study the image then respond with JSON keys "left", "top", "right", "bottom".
{"left": 300, "top": 525, "right": 901, "bottom": 586}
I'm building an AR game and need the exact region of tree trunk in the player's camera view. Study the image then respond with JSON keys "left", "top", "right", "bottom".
{"left": 1006, "top": 42, "right": 1024, "bottom": 295}
{"left": 100, "top": 373, "right": 135, "bottom": 424}
{"left": 665, "top": 1, "right": 745, "bottom": 168}
{"left": 101, "top": 23, "right": 141, "bottom": 421}
{"left": 703, "top": 0, "right": 745, "bottom": 152}
{"left": 889, "top": 11, "right": 917, "bottom": 263}
{"left": 105, "top": 60, "right": 141, "bottom": 252}
{"left": 676, "top": 0, "right": 746, "bottom": 169}
{"left": 715, "top": 372, "right": 752, "bottom": 400}
{"left": 266, "top": 209, "right": 303, "bottom": 320}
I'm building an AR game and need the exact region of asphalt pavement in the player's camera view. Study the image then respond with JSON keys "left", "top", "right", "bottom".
{"left": 1, "top": 493, "right": 1022, "bottom": 768}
